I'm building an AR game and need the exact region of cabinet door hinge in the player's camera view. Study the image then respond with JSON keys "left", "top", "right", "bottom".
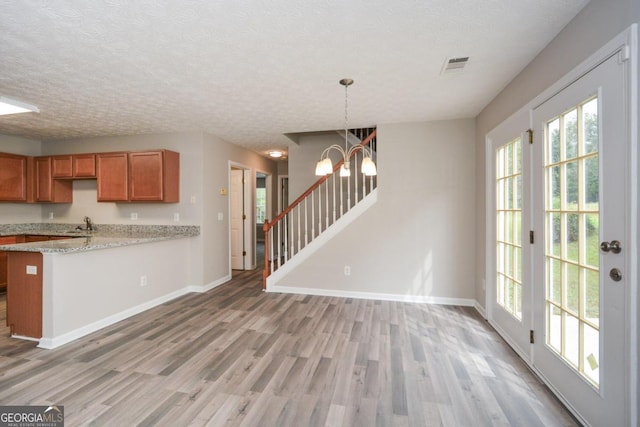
{"left": 242, "top": 250, "right": 247, "bottom": 256}
{"left": 527, "top": 129, "right": 533, "bottom": 144}
{"left": 530, "top": 330, "right": 535, "bottom": 344}
{"left": 529, "top": 230, "right": 534, "bottom": 244}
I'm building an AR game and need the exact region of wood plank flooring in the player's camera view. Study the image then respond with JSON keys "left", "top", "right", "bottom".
{"left": 0, "top": 271, "right": 578, "bottom": 426}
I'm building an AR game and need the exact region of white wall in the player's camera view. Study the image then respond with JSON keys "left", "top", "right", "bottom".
{"left": 277, "top": 119, "right": 476, "bottom": 302}
{"left": 0, "top": 134, "right": 42, "bottom": 223}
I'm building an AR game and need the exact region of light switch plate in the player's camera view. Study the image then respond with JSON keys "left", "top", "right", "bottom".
{"left": 26, "top": 265, "right": 37, "bottom": 275}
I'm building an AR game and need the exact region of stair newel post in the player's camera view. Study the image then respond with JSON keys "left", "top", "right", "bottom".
{"left": 263, "top": 219, "right": 270, "bottom": 288}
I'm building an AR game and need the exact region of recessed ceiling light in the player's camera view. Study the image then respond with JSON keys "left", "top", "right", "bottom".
{"left": 0, "top": 96, "right": 40, "bottom": 116}
{"left": 268, "top": 151, "right": 284, "bottom": 158}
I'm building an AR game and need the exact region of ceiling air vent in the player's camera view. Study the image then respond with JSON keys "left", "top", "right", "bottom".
{"left": 441, "top": 56, "right": 470, "bottom": 74}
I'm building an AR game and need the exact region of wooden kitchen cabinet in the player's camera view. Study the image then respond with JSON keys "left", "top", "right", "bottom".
{"left": 51, "top": 155, "right": 73, "bottom": 178}
{"left": 34, "top": 157, "right": 73, "bottom": 203}
{"left": 0, "top": 152, "right": 29, "bottom": 201}
{"left": 73, "top": 154, "right": 96, "bottom": 178}
{"left": 128, "top": 150, "right": 179, "bottom": 202}
{"left": 97, "top": 152, "right": 129, "bottom": 201}
{"left": 52, "top": 154, "right": 96, "bottom": 179}
{"left": 6, "top": 251, "right": 43, "bottom": 338}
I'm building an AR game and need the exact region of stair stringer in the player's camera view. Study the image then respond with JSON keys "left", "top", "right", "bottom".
{"left": 265, "top": 188, "right": 378, "bottom": 289}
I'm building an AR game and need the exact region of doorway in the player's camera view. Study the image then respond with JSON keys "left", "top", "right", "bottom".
{"left": 255, "top": 171, "right": 272, "bottom": 269}
{"left": 230, "top": 165, "right": 252, "bottom": 271}
{"left": 486, "top": 35, "right": 634, "bottom": 426}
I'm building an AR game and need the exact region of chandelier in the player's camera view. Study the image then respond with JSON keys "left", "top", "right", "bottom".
{"left": 315, "top": 79, "right": 377, "bottom": 177}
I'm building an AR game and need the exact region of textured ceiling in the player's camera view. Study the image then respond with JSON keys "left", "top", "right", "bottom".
{"left": 0, "top": 0, "right": 588, "bottom": 156}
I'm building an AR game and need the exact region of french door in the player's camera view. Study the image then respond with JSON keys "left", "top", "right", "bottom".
{"left": 487, "top": 111, "right": 532, "bottom": 358}
{"left": 488, "top": 45, "right": 630, "bottom": 425}
{"left": 531, "top": 51, "right": 627, "bottom": 426}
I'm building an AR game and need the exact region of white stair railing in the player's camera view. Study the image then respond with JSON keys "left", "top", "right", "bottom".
{"left": 263, "top": 129, "right": 377, "bottom": 286}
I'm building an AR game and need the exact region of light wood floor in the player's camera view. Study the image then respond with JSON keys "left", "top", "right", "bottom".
{"left": 0, "top": 272, "right": 578, "bottom": 426}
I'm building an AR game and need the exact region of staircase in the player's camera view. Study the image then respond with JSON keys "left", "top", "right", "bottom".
{"left": 263, "top": 129, "right": 377, "bottom": 287}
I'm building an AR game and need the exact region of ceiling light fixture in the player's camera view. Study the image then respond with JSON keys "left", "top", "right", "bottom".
{"left": 315, "top": 79, "right": 376, "bottom": 177}
{"left": 0, "top": 96, "right": 40, "bottom": 116}
{"left": 268, "top": 150, "right": 284, "bottom": 158}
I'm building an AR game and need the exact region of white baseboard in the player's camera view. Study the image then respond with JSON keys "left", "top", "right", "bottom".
{"left": 266, "top": 285, "right": 476, "bottom": 307}
{"left": 474, "top": 301, "right": 487, "bottom": 319}
{"left": 188, "top": 274, "right": 231, "bottom": 293}
{"left": 38, "top": 287, "right": 193, "bottom": 349}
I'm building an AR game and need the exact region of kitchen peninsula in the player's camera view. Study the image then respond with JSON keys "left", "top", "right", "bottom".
{"left": 0, "top": 223, "right": 199, "bottom": 349}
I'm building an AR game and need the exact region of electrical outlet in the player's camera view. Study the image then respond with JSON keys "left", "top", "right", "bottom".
{"left": 190, "top": 195, "right": 197, "bottom": 204}
{"left": 173, "top": 213, "right": 180, "bottom": 222}
{"left": 218, "top": 212, "right": 223, "bottom": 221}
{"left": 48, "top": 212, "right": 54, "bottom": 220}
{"left": 131, "top": 212, "right": 138, "bottom": 220}
{"left": 344, "top": 266, "right": 351, "bottom": 276}
{"left": 140, "top": 275, "right": 147, "bottom": 286}
{"left": 26, "top": 265, "right": 38, "bottom": 275}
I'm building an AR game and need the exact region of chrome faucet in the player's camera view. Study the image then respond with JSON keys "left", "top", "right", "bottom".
{"left": 83, "top": 216, "right": 94, "bottom": 231}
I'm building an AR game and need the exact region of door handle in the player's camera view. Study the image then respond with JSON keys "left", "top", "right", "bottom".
{"left": 600, "top": 240, "right": 622, "bottom": 254}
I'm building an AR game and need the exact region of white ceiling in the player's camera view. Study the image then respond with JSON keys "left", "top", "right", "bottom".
{"left": 0, "top": 0, "right": 588, "bottom": 156}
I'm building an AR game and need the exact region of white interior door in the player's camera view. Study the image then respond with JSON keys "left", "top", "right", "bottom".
{"left": 531, "top": 51, "right": 628, "bottom": 426}
{"left": 242, "top": 169, "right": 254, "bottom": 269}
{"left": 230, "top": 168, "right": 244, "bottom": 270}
{"left": 486, "top": 110, "right": 532, "bottom": 358}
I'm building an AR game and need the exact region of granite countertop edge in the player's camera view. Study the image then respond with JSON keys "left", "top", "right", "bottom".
{"left": 0, "top": 223, "right": 200, "bottom": 254}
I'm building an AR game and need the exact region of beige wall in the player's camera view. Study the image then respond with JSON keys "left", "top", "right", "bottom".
{"left": 201, "top": 132, "right": 278, "bottom": 285}
{"left": 288, "top": 132, "right": 343, "bottom": 200}
{"left": 278, "top": 119, "right": 477, "bottom": 301}
{"left": 474, "top": 0, "right": 640, "bottom": 308}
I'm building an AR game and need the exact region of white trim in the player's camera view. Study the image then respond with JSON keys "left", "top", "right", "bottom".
{"left": 228, "top": 161, "right": 253, "bottom": 272}
{"left": 267, "top": 284, "right": 475, "bottom": 307}
{"left": 11, "top": 334, "right": 39, "bottom": 342}
{"left": 474, "top": 301, "right": 487, "bottom": 319}
{"left": 38, "top": 286, "right": 193, "bottom": 349}
{"left": 188, "top": 274, "right": 232, "bottom": 293}
{"left": 266, "top": 189, "right": 378, "bottom": 288}
{"left": 626, "top": 23, "right": 639, "bottom": 427}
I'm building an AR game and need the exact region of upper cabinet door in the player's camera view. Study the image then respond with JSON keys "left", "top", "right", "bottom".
{"left": 0, "top": 153, "right": 28, "bottom": 201}
{"left": 51, "top": 155, "right": 73, "bottom": 178}
{"left": 129, "top": 150, "right": 179, "bottom": 202}
{"left": 72, "top": 154, "right": 96, "bottom": 178}
{"left": 96, "top": 152, "right": 129, "bottom": 202}
{"left": 35, "top": 157, "right": 72, "bottom": 203}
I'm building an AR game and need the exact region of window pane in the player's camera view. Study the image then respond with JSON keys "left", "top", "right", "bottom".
{"left": 582, "top": 98, "right": 598, "bottom": 155}
{"left": 565, "top": 161, "right": 578, "bottom": 209}
{"left": 564, "top": 109, "right": 578, "bottom": 160}
{"left": 548, "top": 118, "right": 561, "bottom": 163}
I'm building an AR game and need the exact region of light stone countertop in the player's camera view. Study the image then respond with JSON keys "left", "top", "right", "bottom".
{"left": 0, "top": 223, "right": 199, "bottom": 254}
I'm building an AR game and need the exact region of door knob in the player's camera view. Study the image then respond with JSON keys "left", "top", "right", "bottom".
{"left": 609, "top": 268, "right": 622, "bottom": 282}
{"left": 600, "top": 240, "right": 622, "bottom": 254}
